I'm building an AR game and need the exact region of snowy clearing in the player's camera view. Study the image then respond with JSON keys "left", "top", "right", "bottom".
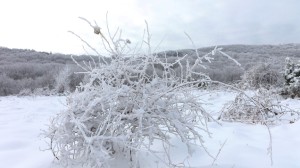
{"left": 0, "top": 90, "right": 300, "bottom": 168}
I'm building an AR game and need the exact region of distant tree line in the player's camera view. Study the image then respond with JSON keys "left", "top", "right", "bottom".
{"left": 0, "top": 47, "right": 91, "bottom": 96}
{"left": 0, "top": 44, "right": 300, "bottom": 96}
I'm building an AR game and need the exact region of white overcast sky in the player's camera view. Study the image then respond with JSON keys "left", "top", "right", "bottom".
{"left": 0, "top": 0, "right": 300, "bottom": 55}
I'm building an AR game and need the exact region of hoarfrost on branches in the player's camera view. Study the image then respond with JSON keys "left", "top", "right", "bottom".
{"left": 219, "top": 88, "right": 300, "bottom": 125}
{"left": 45, "top": 17, "right": 240, "bottom": 167}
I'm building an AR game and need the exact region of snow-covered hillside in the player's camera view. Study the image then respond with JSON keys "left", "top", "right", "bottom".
{"left": 0, "top": 91, "right": 300, "bottom": 168}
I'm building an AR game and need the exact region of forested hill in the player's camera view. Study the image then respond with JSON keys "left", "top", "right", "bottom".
{"left": 0, "top": 47, "right": 85, "bottom": 65}
{"left": 1, "top": 44, "right": 300, "bottom": 65}
{"left": 157, "top": 44, "right": 300, "bottom": 82}
{"left": 0, "top": 47, "right": 88, "bottom": 96}
{"left": 161, "top": 44, "right": 300, "bottom": 66}
{"left": 200, "top": 44, "right": 300, "bottom": 56}
{"left": 1, "top": 44, "right": 300, "bottom": 96}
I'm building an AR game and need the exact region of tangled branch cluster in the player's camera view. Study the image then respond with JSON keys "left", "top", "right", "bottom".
{"left": 239, "top": 63, "right": 279, "bottom": 89}
{"left": 219, "top": 88, "right": 299, "bottom": 125}
{"left": 43, "top": 16, "right": 241, "bottom": 167}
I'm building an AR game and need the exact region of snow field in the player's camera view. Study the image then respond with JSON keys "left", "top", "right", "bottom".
{"left": 0, "top": 96, "right": 66, "bottom": 168}
{"left": 0, "top": 91, "right": 300, "bottom": 168}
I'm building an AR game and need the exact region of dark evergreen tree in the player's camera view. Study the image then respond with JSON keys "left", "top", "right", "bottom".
{"left": 282, "top": 57, "right": 300, "bottom": 98}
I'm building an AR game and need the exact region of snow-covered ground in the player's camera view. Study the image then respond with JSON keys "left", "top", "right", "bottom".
{"left": 1, "top": 91, "right": 300, "bottom": 168}
{"left": 0, "top": 96, "right": 67, "bottom": 168}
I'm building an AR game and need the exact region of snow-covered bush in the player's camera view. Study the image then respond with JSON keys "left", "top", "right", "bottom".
{"left": 282, "top": 57, "right": 300, "bottom": 98}
{"left": 18, "top": 88, "right": 33, "bottom": 96}
{"left": 55, "top": 65, "right": 85, "bottom": 94}
{"left": 55, "top": 66, "right": 72, "bottom": 94}
{"left": 239, "top": 63, "right": 279, "bottom": 89}
{"left": 219, "top": 88, "right": 299, "bottom": 124}
{"left": 45, "top": 18, "right": 240, "bottom": 167}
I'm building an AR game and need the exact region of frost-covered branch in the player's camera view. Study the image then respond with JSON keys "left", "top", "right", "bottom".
{"left": 44, "top": 17, "right": 243, "bottom": 167}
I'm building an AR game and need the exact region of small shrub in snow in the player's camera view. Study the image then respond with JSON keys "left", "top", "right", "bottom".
{"left": 239, "top": 63, "right": 279, "bottom": 89}
{"left": 55, "top": 66, "right": 71, "bottom": 94}
{"left": 18, "top": 88, "right": 33, "bottom": 96}
{"left": 55, "top": 65, "right": 85, "bottom": 94}
{"left": 33, "top": 87, "right": 54, "bottom": 96}
{"left": 219, "top": 88, "right": 299, "bottom": 124}
{"left": 45, "top": 18, "right": 240, "bottom": 167}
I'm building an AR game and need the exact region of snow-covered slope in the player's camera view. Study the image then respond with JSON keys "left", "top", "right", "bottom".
{"left": 0, "top": 91, "right": 299, "bottom": 168}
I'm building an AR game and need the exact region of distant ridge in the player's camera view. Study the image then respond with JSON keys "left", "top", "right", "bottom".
{"left": 159, "top": 43, "right": 300, "bottom": 58}
{"left": 1, "top": 44, "right": 300, "bottom": 95}
{"left": 1, "top": 43, "right": 300, "bottom": 68}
